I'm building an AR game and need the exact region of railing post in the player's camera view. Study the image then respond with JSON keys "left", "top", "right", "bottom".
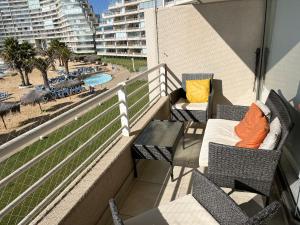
{"left": 117, "top": 82, "right": 130, "bottom": 136}
{"left": 159, "top": 64, "right": 167, "bottom": 96}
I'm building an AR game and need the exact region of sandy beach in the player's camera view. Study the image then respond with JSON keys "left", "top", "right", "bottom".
{"left": 0, "top": 60, "right": 135, "bottom": 143}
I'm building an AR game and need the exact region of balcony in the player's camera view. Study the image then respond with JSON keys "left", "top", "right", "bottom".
{"left": 108, "top": 0, "right": 139, "bottom": 10}
{"left": 0, "top": 62, "right": 291, "bottom": 225}
{"left": 1, "top": 1, "right": 300, "bottom": 225}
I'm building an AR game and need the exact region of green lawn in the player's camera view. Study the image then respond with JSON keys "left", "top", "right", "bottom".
{"left": 101, "top": 57, "right": 147, "bottom": 72}
{"left": 0, "top": 80, "right": 149, "bottom": 225}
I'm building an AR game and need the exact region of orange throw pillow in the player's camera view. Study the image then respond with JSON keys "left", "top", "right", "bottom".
{"left": 236, "top": 116, "right": 269, "bottom": 149}
{"left": 235, "top": 103, "right": 264, "bottom": 139}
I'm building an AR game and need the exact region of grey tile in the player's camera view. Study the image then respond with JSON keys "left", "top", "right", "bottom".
{"left": 119, "top": 180, "right": 162, "bottom": 217}
{"left": 119, "top": 130, "right": 289, "bottom": 225}
{"left": 136, "top": 160, "right": 170, "bottom": 184}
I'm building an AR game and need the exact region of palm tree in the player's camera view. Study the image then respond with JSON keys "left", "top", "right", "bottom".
{"left": 20, "top": 41, "right": 36, "bottom": 85}
{"left": 48, "top": 39, "right": 72, "bottom": 74}
{"left": 59, "top": 46, "right": 72, "bottom": 74}
{"left": 41, "top": 48, "right": 56, "bottom": 71}
{"left": 23, "top": 60, "right": 34, "bottom": 86}
{"left": 33, "top": 57, "right": 51, "bottom": 89}
{"left": 1, "top": 37, "right": 26, "bottom": 86}
{"left": 49, "top": 39, "right": 64, "bottom": 66}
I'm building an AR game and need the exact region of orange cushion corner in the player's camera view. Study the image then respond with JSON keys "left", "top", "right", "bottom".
{"left": 235, "top": 103, "right": 264, "bottom": 139}
{"left": 235, "top": 104, "right": 270, "bottom": 149}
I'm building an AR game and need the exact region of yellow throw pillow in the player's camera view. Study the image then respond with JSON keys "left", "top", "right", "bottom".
{"left": 186, "top": 79, "right": 210, "bottom": 103}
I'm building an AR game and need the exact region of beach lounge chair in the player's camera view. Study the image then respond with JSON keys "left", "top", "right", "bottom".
{"left": 0, "top": 92, "right": 10, "bottom": 101}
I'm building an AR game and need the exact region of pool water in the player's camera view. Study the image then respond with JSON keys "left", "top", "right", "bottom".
{"left": 83, "top": 73, "right": 112, "bottom": 87}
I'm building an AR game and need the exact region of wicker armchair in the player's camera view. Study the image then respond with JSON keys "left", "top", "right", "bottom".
{"left": 205, "top": 90, "right": 293, "bottom": 199}
{"left": 170, "top": 73, "right": 214, "bottom": 123}
{"left": 109, "top": 170, "right": 280, "bottom": 225}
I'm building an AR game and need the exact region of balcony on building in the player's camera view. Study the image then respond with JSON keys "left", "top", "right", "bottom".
{"left": 0, "top": 0, "right": 300, "bottom": 225}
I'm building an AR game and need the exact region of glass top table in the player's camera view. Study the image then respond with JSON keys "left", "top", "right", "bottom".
{"left": 132, "top": 120, "right": 184, "bottom": 180}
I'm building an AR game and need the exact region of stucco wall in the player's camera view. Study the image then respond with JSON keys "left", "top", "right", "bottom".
{"left": 146, "top": 0, "right": 265, "bottom": 108}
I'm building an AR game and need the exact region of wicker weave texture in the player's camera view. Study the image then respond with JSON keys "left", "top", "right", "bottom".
{"left": 132, "top": 145, "right": 173, "bottom": 162}
{"left": 192, "top": 170, "right": 249, "bottom": 225}
{"left": 209, "top": 90, "right": 293, "bottom": 197}
{"left": 109, "top": 171, "right": 281, "bottom": 225}
{"left": 182, "top": 73, "right": 214, "bottom": 91}
{"left": 216, "top": 104, "right": 248, "bottom": 121}
{"left": 109, "top": 199, "right": 124, "bottom": 225}
{"left": 246, "top": 201, "right": 281, "bottom": 225}
{"left": 170, "top": 73, "right": 214, "bottom": 123}
{"left": 171, "top": 108, "right": 208, "bottom": 123}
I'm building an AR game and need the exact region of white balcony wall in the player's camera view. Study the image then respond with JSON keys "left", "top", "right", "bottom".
{"left": 145, "top": 0, "right": 265, "bottom": 110}
{"left": 145, "top": 9, "right": 160, "bottom": 101}
{"left": 35, "top": 98, "right": 170, "bottom": 225}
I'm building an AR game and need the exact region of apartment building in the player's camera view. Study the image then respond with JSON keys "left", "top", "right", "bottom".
{"left": 95, "top": 0, "right": 197, "bottom": 58}
{"left": 0, "top": 0, "right": 98, "bottom": 54}
{"left": 95, "top": 0, "right": 148, "bottom": 58}
{"left": 96, "top": 0, "right": 167, "bottom": 58}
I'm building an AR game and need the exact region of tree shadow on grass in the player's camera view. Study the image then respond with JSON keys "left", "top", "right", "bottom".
{"left": 0, "top": 114, "right": 51, "bottom": 144}
{"left": 77, "top": 88, "right": 108, "bottom": 99}
{"left": 44, "top": 102, "right": 73, "bottom": 113}
{"left": 18, "top": 114, "right": 51, "bottom": 127}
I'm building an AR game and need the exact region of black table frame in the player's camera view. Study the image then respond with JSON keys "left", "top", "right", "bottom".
{"left": 131, "top": 120, "right": 184, "bottom": 180}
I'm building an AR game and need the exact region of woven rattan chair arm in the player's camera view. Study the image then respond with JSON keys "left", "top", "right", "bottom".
{"left": 216, "top": 104, "right": 249, "bottom": 121}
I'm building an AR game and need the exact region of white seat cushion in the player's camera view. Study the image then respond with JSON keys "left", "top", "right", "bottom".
{"left": 199, "top": 119, "right": 240, "bottom": 167}
{"left": 125, "top": 194, "right": 219, "bottom": 225}
{"left": 172, "top": 98, "right": 208, "bottom": 111}
{"left": 259, "top": 117, "right": 281, "bottom": 150}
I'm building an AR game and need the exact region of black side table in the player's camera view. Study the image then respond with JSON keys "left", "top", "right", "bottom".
{"left": 132, "top": 120, "right": 184, "bottom": 180}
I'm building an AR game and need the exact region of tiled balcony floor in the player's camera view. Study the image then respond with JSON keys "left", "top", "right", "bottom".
{"left": 116, "top": 124, "right": 288, "bottom": 225}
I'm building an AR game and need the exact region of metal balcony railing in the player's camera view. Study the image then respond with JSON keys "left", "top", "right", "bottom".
{"left": 0, "top": 64, "right": 167, "bottom": 225}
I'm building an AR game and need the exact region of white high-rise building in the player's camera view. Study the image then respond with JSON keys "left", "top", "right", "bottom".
{"left": 0, "top": 0, "right": 98, "bottom": 54}
{"left": 95, "top": 0, "right": 188, "bottom": 58}
{"left": 96, "top": 0, "right": 152, "bottom": 58}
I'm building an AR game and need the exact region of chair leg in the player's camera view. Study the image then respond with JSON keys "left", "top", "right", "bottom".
{"left": 265, "top": 196, "right": 270, "bottom": 206}
{"left": 133, "top": 159, "right": 138, "bottom": 178}
{"left": 170, "top": 163, "right": 174, "bottom": 181}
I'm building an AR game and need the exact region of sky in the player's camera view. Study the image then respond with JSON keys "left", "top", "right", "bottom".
{"left": 89, "top": 0, "right": 110, "bottom": 14}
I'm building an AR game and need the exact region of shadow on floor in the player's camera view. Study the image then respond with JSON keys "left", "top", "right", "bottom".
{"left": 118, "top": 126, "right": 289, "bottom": 225}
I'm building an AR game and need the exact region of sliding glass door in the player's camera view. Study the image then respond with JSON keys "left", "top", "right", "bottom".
{"left": 260, "top": 0, "right": 300, "bottom": 221}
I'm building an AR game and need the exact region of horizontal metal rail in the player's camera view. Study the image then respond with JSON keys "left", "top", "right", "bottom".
{"left": 127, "top": 74, "right": 161, "bottom": 98}
{"left": 0, "top": 63, "right": 167, "bottom": 223}
{"left": 127, "top": 81, "right": 149, "bottom": 98}
{"left": 18, "top": 128, "right": 123, "bottom": 225}
{"left": 0, "top": 115, "right": 122, "bottom": 219}
{"left": 0, "top": 102, "right": 120, "bottom": 190}
{"left": 147, "top": 74, "right": 161, "bottom": 85}
{"left": 129, "top": 92, "right": 161, "bottom": 124}
{"left": 128, "top": 85, "right": 161, "bottom": 110}
{"left": 0, "top": 84, "right": 122, "bottom": 162}
{"left": 125, "top": 63, "right": 165, "bottom": 85}
{"left": 0, "top": 64, "right": 165, "bottom": 162}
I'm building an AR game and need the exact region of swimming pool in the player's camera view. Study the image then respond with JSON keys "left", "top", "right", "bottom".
{"left": 83, "top": 73, "right": 112, "bottom": 87}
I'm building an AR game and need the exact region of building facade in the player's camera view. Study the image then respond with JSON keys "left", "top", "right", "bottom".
{"left": 0, "top": 0, "right": 98, "bottom": 54}
{"left": 95, "top": 0, "right": 196, "bottom": 58}
{"left": 96, "top": 0, "right": 150, "bottom": 58}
